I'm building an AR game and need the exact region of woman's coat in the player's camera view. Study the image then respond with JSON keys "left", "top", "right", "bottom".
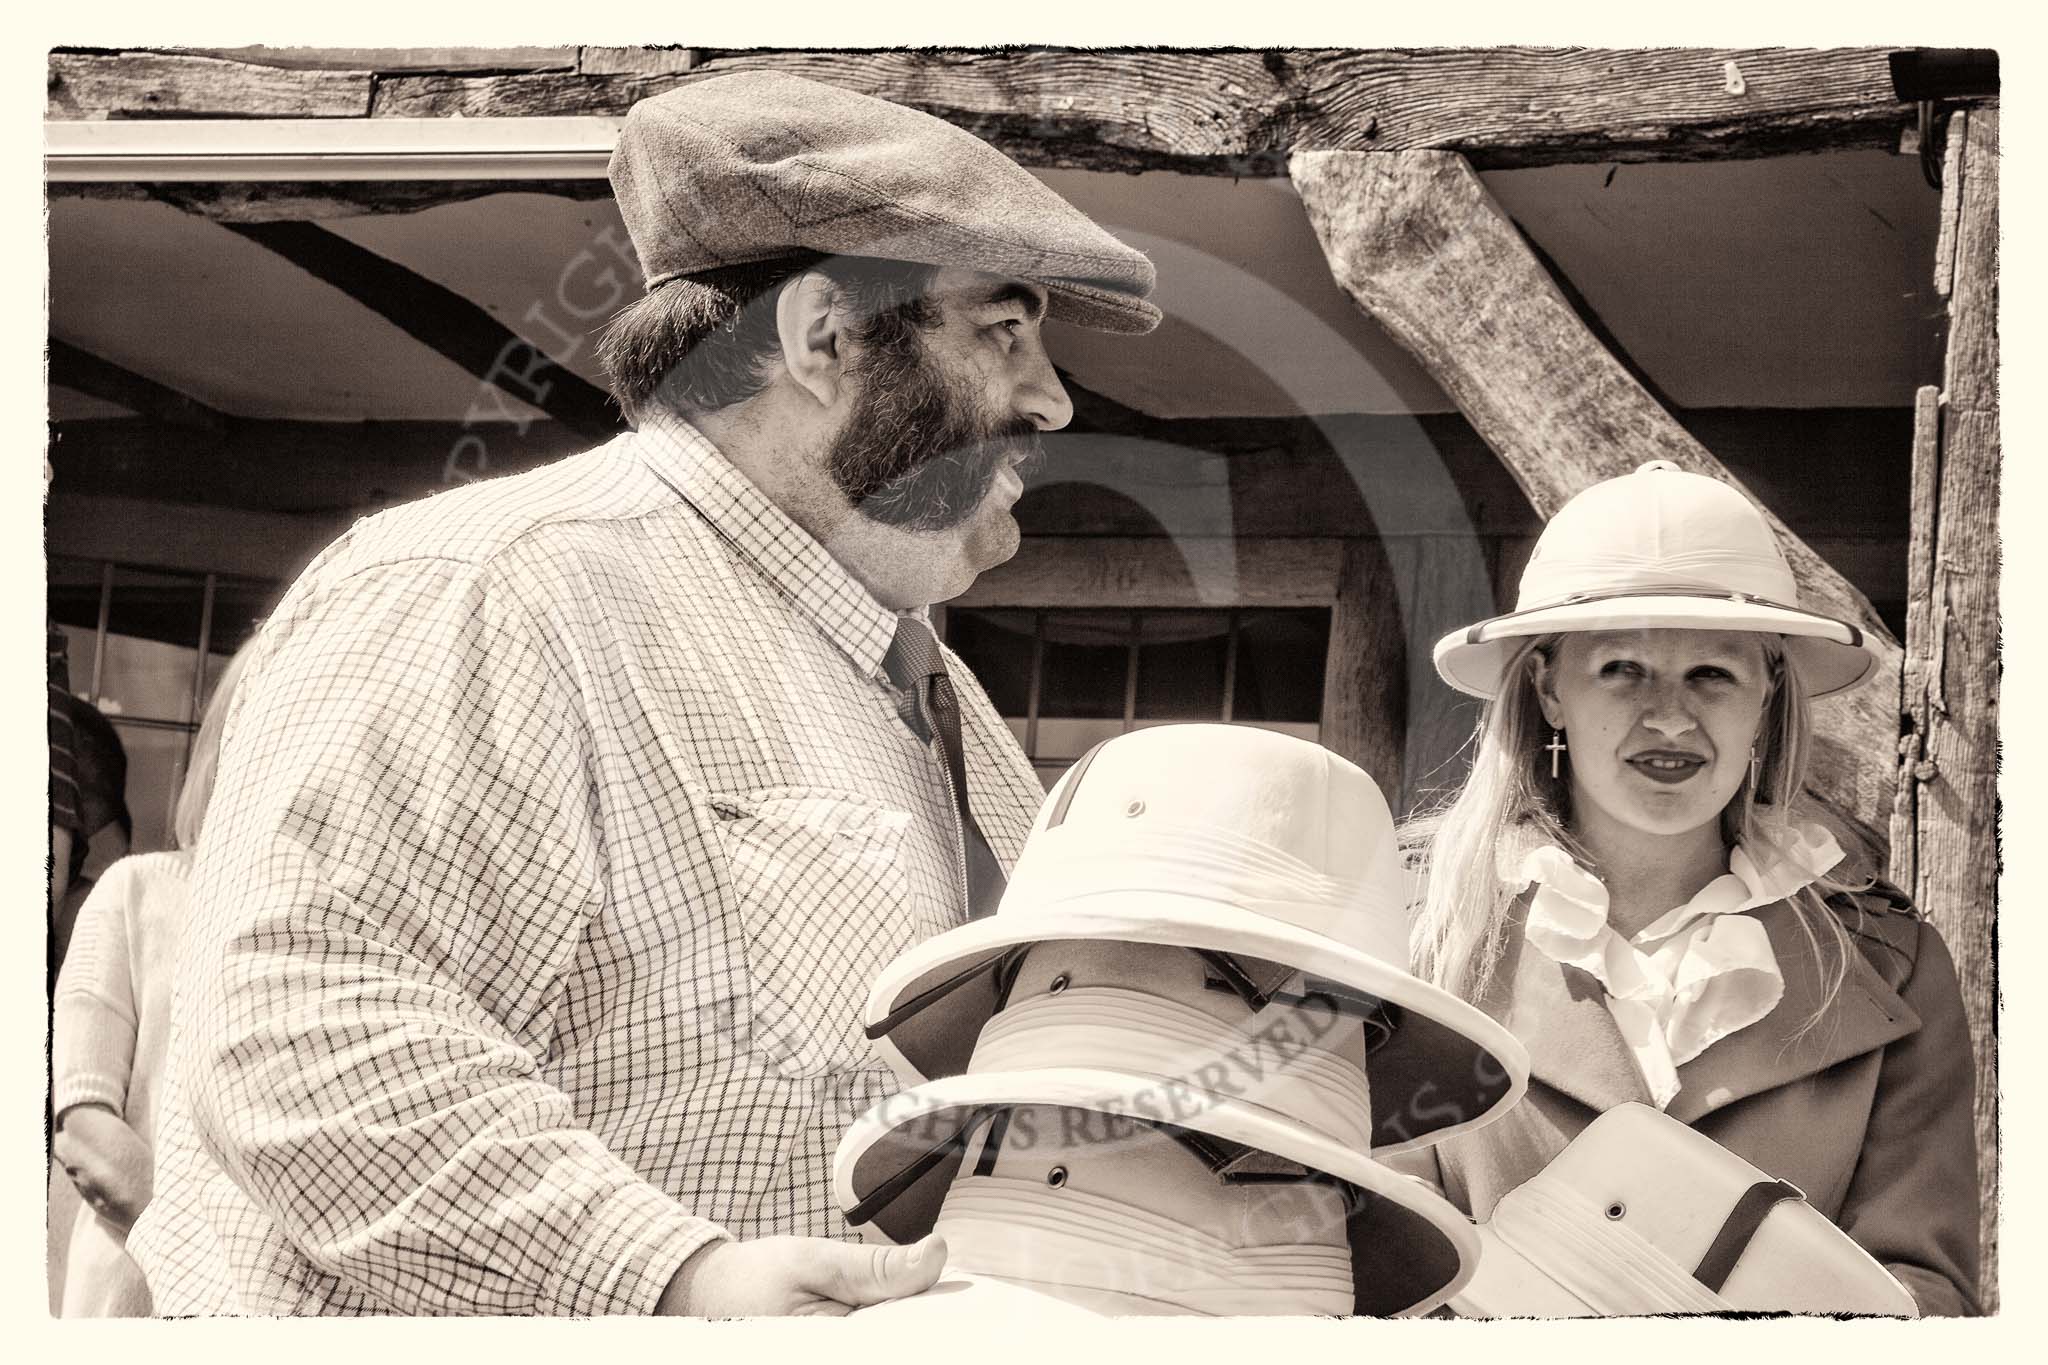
{"left": 1424, "top": 888, "right": 1981, "bottom": 1316}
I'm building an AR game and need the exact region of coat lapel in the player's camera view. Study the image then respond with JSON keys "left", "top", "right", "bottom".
{"left": 1488, "top": 904, "right": 1654, "bottom": 1114}
{"left": 1666, "top": 898, "right": 1920, "bottom": 1124}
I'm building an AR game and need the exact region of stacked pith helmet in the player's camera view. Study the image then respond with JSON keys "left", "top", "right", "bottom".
{"left": 835, "top": 724, "right": 1531, "bottom": 1316}
{"left": 862, "top": 723, "right": 1527, "bottom": 1153}
{"left": 1450, "top": 1103, "right": 1917, "bottom": 1317}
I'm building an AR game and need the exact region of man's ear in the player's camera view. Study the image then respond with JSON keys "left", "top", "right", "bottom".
{"left": 776, "top": 271, "right": 845, "bottom": 409}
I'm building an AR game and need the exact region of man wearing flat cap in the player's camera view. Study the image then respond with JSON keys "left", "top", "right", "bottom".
{"left": 132, "top": 72, "right": 1158, "bottom": 1317}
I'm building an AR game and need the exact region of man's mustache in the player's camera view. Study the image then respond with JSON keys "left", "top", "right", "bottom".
{"left": 964, "top": 422, "right": 1046, "bottom": 476}
{"left": 854, "top": 421, "right": 1043, "bottom": 527}
{"left": 1004, "top": 429, "right": 1048, "bottom": 479}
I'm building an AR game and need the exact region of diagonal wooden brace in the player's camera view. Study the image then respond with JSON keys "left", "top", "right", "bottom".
{"left": 1289, "top": 148, "right": 1902, "bottom": 850}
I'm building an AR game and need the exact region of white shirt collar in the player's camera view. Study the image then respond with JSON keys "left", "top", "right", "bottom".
{"left": 1509, "top": 823, "right": 1843, "bottom": 1108}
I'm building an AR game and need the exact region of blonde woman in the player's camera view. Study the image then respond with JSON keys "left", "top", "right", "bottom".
{"left": 1404, "top": 463, "right": 1979, "bottom": 1316}
{"left": 51, "top": 640, "right": 257, "bottom": 1316}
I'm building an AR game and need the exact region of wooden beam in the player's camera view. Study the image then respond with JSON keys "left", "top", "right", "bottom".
{"left": 376, "top": 48, "right": 1912, "bottom": 170}
{"left": 45, "top": 405, "right": 1914, "bottom": 539}
{"left": 44, "top": 410, "right": 1911, "bottom": 633}
{"left": 49, "top": 48, "right": 1915, "bottom": 177}
{"left": 45, "top": 417, "right": 589, "bottom": 514}
{"left": 1384, "top": 537, "right": 1496, "bottom": 815}
{"left": 1512, "top": 219, "right": 1679, "bottom": 413}
{"left": 48, "top": 178, "right": 615, "bottom": 223}
{"left": 1031, "top": 400, "right": 1913, "bottom": 541}
{"left": 954, "top": 538, "right": 1341, "bottom": 609}
{"left": 47, "top": 338, "right": 227, "bottom": 434}
{"left": 361, "top": 68, "right": 671, "bottom": 121}
{"left": 1322, "top": 538, "right": 1407, "bottom": 808}
{"left": 220, "top": 221, "right": 622, "bottom": 442}
{"left": 579, "top": 47, "right": 702, "bottom": 77}
{"left": 1894, "top": 107, "right": 1999, "bottom": 1311}
{"left": 1315, "top": 536, "right": 1499, "bottom": 821}
{"left": 168, "top": 47, "right": 579, "bottom": 73}
{"left": 48, "top": 51, "right": 371, "bottom": 119}
{"left": 1889, "top": 386, "right": 1942, "bottom": 894}
{"left": 1288, "top": 147, "right": 1904, "bottom": 848}
{"left": 46, "top": 491, "right": 351, "bottom": 583}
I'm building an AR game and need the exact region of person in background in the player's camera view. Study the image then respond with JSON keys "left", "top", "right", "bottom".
{"left": 50, "top": 623, "right": 79, "bottom": 915}
{"left": 1402, "top": 463, "right": 1979, "bottom": 1315}
{"left": 46, "top": 690, "right": 130, "bottom": 1179}
{"left": 49, "top": 688, "right": 130, "bottom": 976}
{"left": 134, "top": 72, "right": 1158, "bottom": 1317}
{"left": 52, "top": 642, "right": 257, "bottom": 1317}
{"left": 46, "top": 624, "right": 130, "bottom": 1307}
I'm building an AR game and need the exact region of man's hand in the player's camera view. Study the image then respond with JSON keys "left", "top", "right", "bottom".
{"left": 656, "top": 1234, "right": 947, "bottom": 1317}
{"left": 54, "top": 1104, "right": 153, "bottom": 1232}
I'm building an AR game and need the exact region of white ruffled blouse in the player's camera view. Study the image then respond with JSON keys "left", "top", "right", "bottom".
{"left": 1510, "top": 824, "right": 1845, "bottom": 1110}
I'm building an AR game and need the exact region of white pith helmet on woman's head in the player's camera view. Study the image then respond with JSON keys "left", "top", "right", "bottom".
{"left": 1433, "top": 461, "right": 1882, "bottom": 700}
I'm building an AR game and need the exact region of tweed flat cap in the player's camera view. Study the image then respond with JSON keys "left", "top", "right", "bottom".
{"left": 610, "top": 71, "right": 1160, "bottom": 334}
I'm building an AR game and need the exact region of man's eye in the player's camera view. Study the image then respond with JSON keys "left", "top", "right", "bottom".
{"left": 1598, "top": 661, "right": 1643, "bottom": 679}
{"left": 1690, "top": 667, "right": 1735, "bottom": 683}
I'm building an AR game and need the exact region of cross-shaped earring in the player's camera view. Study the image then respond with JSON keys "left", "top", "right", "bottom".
{"left": 1546, "top": 729, "right": 1568, "bottom": 780}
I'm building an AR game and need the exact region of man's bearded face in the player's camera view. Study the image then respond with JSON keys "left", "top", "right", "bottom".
{"left": 827, "top": 322, "right": 1042, "bottom": 531}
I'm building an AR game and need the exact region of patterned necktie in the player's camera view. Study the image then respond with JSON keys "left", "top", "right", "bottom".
{"left": 883, "top": 617, "right": 1006, "bottom": 920}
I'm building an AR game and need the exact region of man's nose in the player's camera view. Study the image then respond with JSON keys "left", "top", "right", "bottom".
{"left": 1015, "top": 347, "right": 1074, "bottom": 432}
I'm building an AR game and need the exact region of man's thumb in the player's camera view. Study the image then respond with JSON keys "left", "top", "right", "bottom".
{"left": 818, "top": 1234, "right": 948, "bottom": 1307}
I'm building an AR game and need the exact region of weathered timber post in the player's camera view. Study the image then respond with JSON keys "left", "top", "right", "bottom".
{"left": 1322, "top": 538, "right": 1408, "bottom": 807}
{"left": 1287, "top": 148, "right": 1900, "bottom": 860}
{"left": 1322, "top": 535, "right": 1497, "bottom": 819}
{"left": 1893, "top": 107, "right": 1999, "bottom": 1308}
{"left": 1387, "top": 537, "right": 1494, "bottom": 815}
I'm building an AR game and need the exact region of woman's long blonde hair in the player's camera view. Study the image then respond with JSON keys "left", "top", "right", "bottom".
{"left": 1404, "top": 632, "right": 1860, "bottom": 1024}
{"left": 171, "top": 637, "right": 261, "bottom": 851}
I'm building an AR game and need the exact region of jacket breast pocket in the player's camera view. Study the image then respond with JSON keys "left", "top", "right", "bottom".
{"left": 711, "top": 788, "right": 917, "bottom": 1080}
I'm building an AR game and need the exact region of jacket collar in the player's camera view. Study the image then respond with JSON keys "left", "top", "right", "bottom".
{"left": 1665, "top": 897, "right": 1920, "bottom": 1123}
{"left": 1491, "top": 896, "right": 1921, "bottom": 1121}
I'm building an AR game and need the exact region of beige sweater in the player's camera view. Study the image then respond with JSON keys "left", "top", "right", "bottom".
{"left": 52, "top": 848, "right": 193, "bottom": 1316}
